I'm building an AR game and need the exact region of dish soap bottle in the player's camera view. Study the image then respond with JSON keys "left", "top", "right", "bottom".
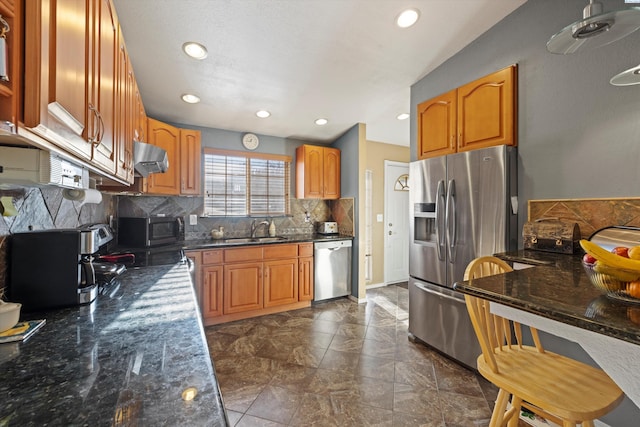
{"left": 268, "top": 219, "right": 276, "bottom": 237}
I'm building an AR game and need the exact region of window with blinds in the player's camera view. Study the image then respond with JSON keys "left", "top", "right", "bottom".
{"left": 203, "top": 149, "right": 291, "bottom": 216}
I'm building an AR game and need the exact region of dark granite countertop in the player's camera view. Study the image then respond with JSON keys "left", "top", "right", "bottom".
{"left": 183, "top": 233, "right": 353, "bottom": 250}
{"left": 0, "top": 263, "right": 228, "bottom": 426}
{"left": 453, "top": 249, "right": 640, "bottom": 346}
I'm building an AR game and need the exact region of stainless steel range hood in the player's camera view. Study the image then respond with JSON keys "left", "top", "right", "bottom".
{"left": 134, "top": 141, "right": 168, "bottom": 177}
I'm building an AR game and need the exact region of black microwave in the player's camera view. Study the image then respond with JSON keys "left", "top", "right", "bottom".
{"left": 117, "top": 216, "right": 184, "bottom": 247}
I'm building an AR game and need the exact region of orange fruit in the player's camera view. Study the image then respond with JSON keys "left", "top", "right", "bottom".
{"left": 627, "top": 281, "right": 640, "bottom": 299}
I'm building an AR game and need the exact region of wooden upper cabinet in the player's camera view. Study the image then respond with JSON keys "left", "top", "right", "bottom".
{"left": 0, "top": 0, "right": 21, "bottom": 133}
{"left": 89, "top": 0, "right": 117, "bottom": 173}
{"left": 24, "top": 0, "right": 93, "bottom": 160}
{"left": 416, "top": 65, "right": 517, "bottom": 160}
{"left": 112, "top": 28, "right": 136, "bottom": 183}
{"left": 296, "top": 144, "right": 341, "bottom": 199}
{"left": 417, "top": 90, "right": 457, "bottom": 159}
{"left": 457, "top": 65, "right": 517, "bottom": 152}
{"left": 180, "top": 128, "right": 201, "bottom": 195}
{"left": 147, "top": 118, "right": 181, "bottom": 195}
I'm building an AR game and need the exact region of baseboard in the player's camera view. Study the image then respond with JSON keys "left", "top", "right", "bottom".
{"left": 366, "top": 282, "right": 386, "bottom": 289}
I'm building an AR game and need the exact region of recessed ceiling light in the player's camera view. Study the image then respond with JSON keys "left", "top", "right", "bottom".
{"left": 397, "top": 113, "right": 410, "bottom": 120}
{"left": 315, "top": 118, "right": 328, "bottom": 125}
{"left": 181, "top": 93, "right": 200, "bottom": 104}
{"left": 256, "top": 110, "right": 271, "bottom": 118}
{"left": 396, "top": 9, "right": 420, "bottom": 28}
{"left": 182, "top": 42, "right": 208, "bottom": 59}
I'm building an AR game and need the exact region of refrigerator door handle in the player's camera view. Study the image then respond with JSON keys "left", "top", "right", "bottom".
{"left": 445, "top": 179, "right": 457, "bottom": 263}
{"left": 435, "top": 179, "right": 446, "bottom": 261}
{"left": 414, "top": 281, "right": 462, "bottom": 303}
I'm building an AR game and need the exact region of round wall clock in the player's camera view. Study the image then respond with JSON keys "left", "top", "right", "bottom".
{"left": 242, "top": 133, "right": 259, "bottom": 150}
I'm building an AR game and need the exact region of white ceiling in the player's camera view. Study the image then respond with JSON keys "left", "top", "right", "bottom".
{"left": 113, "top": 0, "right": 526, "bottom": 147}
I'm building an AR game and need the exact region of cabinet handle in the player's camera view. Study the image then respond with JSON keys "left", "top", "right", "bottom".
{"left": 88, "top": 104, "right": 100, "bottom": 144}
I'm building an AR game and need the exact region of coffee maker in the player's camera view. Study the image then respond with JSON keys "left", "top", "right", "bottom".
{"left": 10, "top": 224, "right": 113, "bottom": 312}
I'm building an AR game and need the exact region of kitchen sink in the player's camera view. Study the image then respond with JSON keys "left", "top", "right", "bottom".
{"left": 197, "top": 236, "right": 288, "bottom": 247}
{"left": 223, "top": 236, "right": 287, "bottom": 244}
{"left": 253, "top": 236, "right": 287, "bottom": 243}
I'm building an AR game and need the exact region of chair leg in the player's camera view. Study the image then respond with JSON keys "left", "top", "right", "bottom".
{"left": 506, "top": 396, "right": 523, "bottom": 427}
{"left": 581, "top": 421, "right": 595, "bottom": 427}
{"left": 489, "top": 389, "right": 510, "bottom": 427}
{"left": 562, "top": 421, "right": 577, "bottom": 427}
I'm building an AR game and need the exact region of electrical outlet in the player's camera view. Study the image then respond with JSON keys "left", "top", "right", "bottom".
{"left": 189, "top": 214, "right": 197, "bottom": 225}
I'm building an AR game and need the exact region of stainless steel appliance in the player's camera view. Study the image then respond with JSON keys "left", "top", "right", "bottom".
{"left": 408, "top": 145, "right": 518, "bottom": 368}
{"left": 314, "top": 239, "right": 352, "bottom": 301}
{"left": 117, "top": 216, "right": 184, "bottom": 247}
{"left": 10, "top": 224, "right": 114, "bottom": 312}
{"left": 317, "top": 221, "right": 338, "bottom": 235}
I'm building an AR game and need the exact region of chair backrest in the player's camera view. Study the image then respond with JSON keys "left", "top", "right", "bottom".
{"left": 463, "top": 256, "right": 544, "bottom": 374}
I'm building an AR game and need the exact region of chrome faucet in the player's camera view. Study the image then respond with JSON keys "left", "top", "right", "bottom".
{"left": 251, "top": 219, "right": 270, "bottom": 238}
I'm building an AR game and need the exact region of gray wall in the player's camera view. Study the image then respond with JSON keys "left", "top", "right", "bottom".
{"left": 332, "top": 124, "right": 361, "bottom": 298}
{"left": 410, "top": 0, "right": 640, "bottom": 423}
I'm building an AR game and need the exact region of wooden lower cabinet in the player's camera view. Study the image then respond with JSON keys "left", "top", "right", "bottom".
{"left": 202, "top": 265, "right": 223, "bottom": 318}
{"left": 192, "top": 242, "right": 314, "bottom": 325}
{"left": 264, "top": 258, "right": 298, "bottom": 307}
{"left": 223, "top": 262, "right": 263, "bottom": 314}
{"left": 299, "top": 256, "right": 314, "bottom": 301}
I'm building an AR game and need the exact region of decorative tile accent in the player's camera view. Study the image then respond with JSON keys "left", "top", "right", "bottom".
{"left": 528, "top": 198, "right": 640, "bottom": 239}
{"left": 333, "top": 197, "right": 354, "bottom": 236}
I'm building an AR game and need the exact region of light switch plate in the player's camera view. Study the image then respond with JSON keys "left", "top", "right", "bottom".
{"left": 189, "top": 214, "right": 197, "bottom": 225}
{"left": 376, "top": 214, "right": 383, "bottom": 222}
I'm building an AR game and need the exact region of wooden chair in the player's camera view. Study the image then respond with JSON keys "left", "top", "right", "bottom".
{"left": 463, "top": 256, "right": 624, "bottom": 427}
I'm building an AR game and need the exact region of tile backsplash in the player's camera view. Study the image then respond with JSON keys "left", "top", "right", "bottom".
{"left": 528, "top": 198, "right": 640, "bottom": 239}
{"left": 0, "top": 188, "right": 115, "bottom": 296}
{"left": 118, "top": 196, "right": 354, "bottom": 240}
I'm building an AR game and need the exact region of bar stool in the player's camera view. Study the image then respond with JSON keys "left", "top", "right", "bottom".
{"left": 463, "top": 256, "right": 624, "bottom": 427}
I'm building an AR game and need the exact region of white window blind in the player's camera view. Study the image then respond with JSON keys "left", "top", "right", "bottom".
{"left": 203, "top": 149, "right": 290, "bottom": 216}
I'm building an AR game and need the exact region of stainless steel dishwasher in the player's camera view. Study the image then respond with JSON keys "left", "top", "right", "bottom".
{"left": 314, "top": 239, "right": 352, "bottom": 301}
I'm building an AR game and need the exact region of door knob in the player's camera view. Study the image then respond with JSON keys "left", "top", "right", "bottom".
{"left": 389, "top": 231, "right": 392, "bottom": 235}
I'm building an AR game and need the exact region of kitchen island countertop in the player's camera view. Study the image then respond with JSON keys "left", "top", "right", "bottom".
{"left": 453, "top": 250, "right": 640, "bottom": 346}
{"left": 0, "top": 263, "right": 228, "bottom": 426}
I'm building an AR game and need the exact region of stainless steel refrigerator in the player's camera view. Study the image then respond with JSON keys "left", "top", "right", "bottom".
{"left": 408, "top": 145, "right": 518, "bottom": 369}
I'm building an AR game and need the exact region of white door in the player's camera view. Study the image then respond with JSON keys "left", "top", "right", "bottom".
{"left": 384, "top": 161, "right": 409, "bottom": 284}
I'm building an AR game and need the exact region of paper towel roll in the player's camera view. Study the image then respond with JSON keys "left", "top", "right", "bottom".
{"left": 62, "top": 188, "right": 103, "bottom": 205}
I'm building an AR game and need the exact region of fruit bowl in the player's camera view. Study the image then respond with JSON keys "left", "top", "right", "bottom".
{"left": 582, "top": 261, "right": 640, "bottom": 304}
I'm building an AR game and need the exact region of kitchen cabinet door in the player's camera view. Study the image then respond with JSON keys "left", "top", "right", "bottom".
{"left": 223, "top": 262, "right": 263, "bottom": 314}
{"left": 24, "top": 0, "right": 93, "bottom": 161}
{"left": 0, "top": 0, "right": 21, "bottom": 133}
{"left": 180, "top": 128, "right": 201, "bottom": 195}
{"left": 263, "top": 258, "right": 298, "bottom": 308}
{"left": 89, "top": 0, "right": 117, "bottom": 174}
{"left": 457, "top": 65, "right": 517, "bottom": 152}
{"left": 298, "top": 256, "right": 314, "bottom": 301}
{"left": 297, "top": 144, "right": 323, "bottom": 198}
{"left": 323, "top": 147, "right": 340, "bottom": 199}
{"left": 147, "top": 118, "right": 180, "bottom": 195}
{"left": 417, "top": 90, "right": 457, "bottom": 160}
{"left": 113, "top": 29, "right": 134, "bottom": 182}
{"left": 202, "top": 265, "right": 223, "bottom": 318}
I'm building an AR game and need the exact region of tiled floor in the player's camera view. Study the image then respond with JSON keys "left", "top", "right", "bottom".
{"left": 205, "top": 284, "right": 510, "bottom": 426}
